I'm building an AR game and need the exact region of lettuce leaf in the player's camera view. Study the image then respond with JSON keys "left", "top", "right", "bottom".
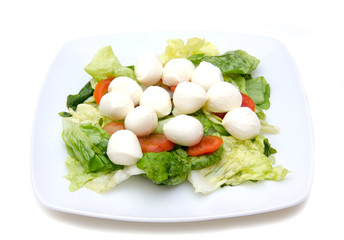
{"left": 188, "top": 50, "right": 260, "bottom": 75}
{"left": 64, "top": 103, "right": 112, "bottom": 127}
{"left": 136, "top": 149, "right": 191, "bottom": 185}
{"left": 85, "top": 165, "right": 144, "bottom": 193}
{"left": 160, "top": 37, "right": 220, "bottom": 65}
{"left": 245, "top": 76, "right": 271, "bottom": 110}
{"left": 64, "top": 157, "right": 109, "bottom": 192}
{"left": 84, "top": 46, "right": 136, "bottom": 82}
{"left": 188, "top": 135, "right": 289, "bottom": 194}
{"left": 136, "top": 145, "right": 223, "bottom": 186}
{"left": 64, "top": 158, "right": 143, "bottom": 192}
{"left": 192, "top": 110, "right": 229, "bottom": 136}
{"left": 189, "top": 146, "right": 223, "bottom": 170}
{"left": 62, "top": 118, "right": 122, "bottom": 173}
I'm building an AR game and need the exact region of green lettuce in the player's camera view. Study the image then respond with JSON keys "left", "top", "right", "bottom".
{"left": 84, "top": 165, "right": 144, "bottom": 193}
{"left": 62, "top": 118, "right": 122, "bottom": 173}
{"left": 84, "top": 45, "right": 136, "bottom": 82}
{"left": 64, "top": 157, "right": 109, "bottom": 192}
{"left": 188, "top": 50, "right": 260, "bottom": 75}
{"left": 136, "top": 149, "right": 191, "bottom": 185}
{"left": 188, "top": 135, "right": 289, "bottom": 194}
{"left": 160, "top": 37, "right": 220, "bottom": 65}
{"left": 192, "top": 110, "right": 229, "bottom": 136}
{"left": 189, "top": 146, "right": 223, "bottom": 170}
{"left": 223, "top": 74, "right": 248, "bottom": 94}
{"left": 65, "top": 157, "right": 143, "bottom": 192}
{"left": 136, "top": 146, "right": 223, "bottom": 186}
{"left": 245, "top": 76, "right": 271, "bottom": 110}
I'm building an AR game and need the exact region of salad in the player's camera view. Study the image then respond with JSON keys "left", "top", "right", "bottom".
{"left": 59, "top": 37, "right": 289, "bottom": 194}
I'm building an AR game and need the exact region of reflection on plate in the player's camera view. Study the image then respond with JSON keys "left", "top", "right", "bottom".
{"left": 31, "top": 32, "right": 313, "bottom": 222}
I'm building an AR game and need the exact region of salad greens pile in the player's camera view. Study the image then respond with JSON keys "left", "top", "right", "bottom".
{"left": 59, "top": 37, "right": 289, "bottom": 194}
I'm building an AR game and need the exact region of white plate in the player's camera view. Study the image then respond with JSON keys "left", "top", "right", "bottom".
{"left": 31, "top": 32, "right": 314, "bottom": 222}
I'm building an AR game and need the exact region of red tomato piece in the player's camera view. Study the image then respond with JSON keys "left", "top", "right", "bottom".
{"left": 94, "top": 77, "right": 114, "bottom": 105}
{"left": 241, "top": 93, "right": 255, "bottom": 112}
{"left": 170, "top": 86, "right": 177, "bottom": 92}
{"left": 213, "top": 112, "right": 227, "bottom": 119}
{"left": 138, "top": 133, "right": 175, "bottom": 153}
{"left": 187, "top": 135, "right": 223, "bottom": 156}
{"left": 103, "top": 121, "right": 125, "bottom": 135}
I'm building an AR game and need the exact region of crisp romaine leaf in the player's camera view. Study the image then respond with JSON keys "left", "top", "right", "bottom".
{"left": 64, "top": 157, "right": 109, "bottom": 192}
{"left": 245, "top": 76, "right": 271, "bottom": 110}
{"left": 67, "top": 103, "right": 112, "bottom": 127}
{"left": 64, "top": 158, "right": 143, "bottom": 193}
{"left": 189, "top": 146, "right": 223, "bottom": 170}
{"left": 62, "top": 118, "right": 122, "bottom": 173}
{"left": 84, "top": 45, "right": 136, "bottom": 81}
{"left": 136, "top": 150, "right": 191, "bottom": 186}
{"left": 136, "top": 145, "right": 224, "bottom": 186}
{"left": 260, "top": 118, "right": 280, "bottom": 134}
{"left": 192, "top": 110, "right": 229, "bottom": 136}
{"left": 66, "top": 81, "right": 94, "bottom": 111}
{"left": 85, "top": 165, "right": 145, "bottom": 193}
{"left": 223, "top": 74, "right": 247, "bottom": 94}
{"left": 160, "top": 37, "right": 220, "bottom": 65}
{"left": 188, "top": 50, "right": 260, "bottom": 75}
{"left": 188, "top": 135, "right": 289, "bottom": 194}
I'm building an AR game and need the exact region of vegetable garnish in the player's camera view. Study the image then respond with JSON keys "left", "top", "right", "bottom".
{"left": 94, "top": 77, "right": 113, "bottom": 105}
{"left": 138, "top": 133, "right": 175, "bottom": 153}
{"left": 187, "top": 135, "right": 223, "bottom": 156}
{"left": 241, "top": 93, "right": 255, "bottom": 112}
{"left": 59, "top": 37, "right": 289, "bottom": 194}
{"left": 103, "top": 121, "right": 125, "bottom": 136}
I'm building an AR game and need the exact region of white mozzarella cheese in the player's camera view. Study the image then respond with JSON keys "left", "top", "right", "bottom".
{"left": 108, "top": 76, "right": 143, "bottom": 106}
{"left": 99, "top": 91, "right": 134, "bottom": 120}
{"left": 124, "top": 105, "right": 158, "bottom": 137}
{"left": 205, "top": 82, "right": 242, "bottom": 113}
{"left": 163, "top": 114, "right": 203, "bottom": 146}
{"left": 173, "top": 81, "right": 208, "bottom": 114}
{"left": 134, "top": 51, "right": 163, "bottom": 86}
{"left": 162, "top": 58, "right": 195, "bottom": 86}
{"left": 107, "top": 130, "right": 143, "bottom": 165}
{"left": 139, "top": 86, "right": 172, "bottom": 118}
{"left": 191, "top": 61, "right": 224, "bottom": 90}
{"left": 222, "top": 107, "right": 261, "bottom": 140}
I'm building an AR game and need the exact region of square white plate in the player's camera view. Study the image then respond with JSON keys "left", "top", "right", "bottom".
{"left": 31, "top": 32, "right": 314, "bottom": 222}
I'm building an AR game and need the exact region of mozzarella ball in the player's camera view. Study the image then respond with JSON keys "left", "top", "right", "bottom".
{"left": 191, "top": 61, "right": 224, "bottom": 90}
{"left": 107, "top": 130, "right": 143, "bottom": 165}
{"left": 135, "top": 51, "right": 163, "bottom": 86}
{"left": 163, "top": 115, "right": 203, "bottom": 146}
{"left": 162, "top": 58, "right": 195, "bottom": 86}
{"left": 222, "top": 107, "right": 261, "bottom": 140}
{"left": 173, "top": 81, "right": 208, "bottom": 114}
{"left": 99, "top": 91, "right": 134, "bottom": 120}
{"left": 139, "top": 86, "right": 172, "bottom": 118}
{"left": 124, "top": 105, "right": 158, "bottom": 137}
{"left": 108, "top": 76, "right": 143, "bottom": 106}
{"left": 205, "top": 82, "right": 242, "bottom": 113}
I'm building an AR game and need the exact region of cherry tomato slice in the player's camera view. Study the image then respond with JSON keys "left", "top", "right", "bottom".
{"left": 94, "top": 77, "right": 114, "bottom": 105}
{"left": 187, "top": 135, "right": 223, "bottom": 156}
{"left": 138, "top": 133, "right": 175, "bottom": 153}
{"left": 103, "top": 121, "right": 125, "bottom": 135}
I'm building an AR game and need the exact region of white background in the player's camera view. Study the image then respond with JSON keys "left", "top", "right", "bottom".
{"left": 1, "top": 0, "right": 343, "bottom": 239}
